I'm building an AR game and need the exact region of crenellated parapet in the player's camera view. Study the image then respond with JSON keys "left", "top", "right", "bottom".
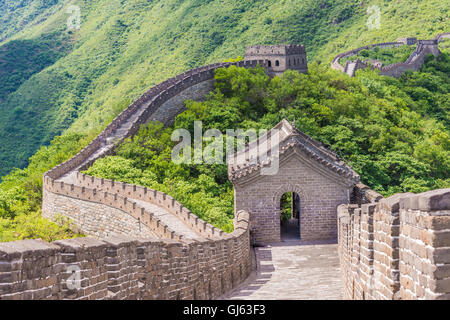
{"left": 0, "top": 211, "right": 251, "bottom": 300}
{"left": 74, "top": 172, "right": 225, "bottom": 240}
{"left": 245, "top": 44, "right": 306, "bottom": 56}
{"left": 338, "top": 188, "right": 450, "bottom": 300}
{"left": 43, "top": 175, "right": 184, "bottom": 241}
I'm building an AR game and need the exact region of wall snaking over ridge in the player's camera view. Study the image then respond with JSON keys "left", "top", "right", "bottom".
{"left": 331, "top": 33, "right": 449, "bottom": 78}
{"left": 42, "top": 59, "right": 265, "bottom": 242}
{"left": 0, "top": 210, "right": 251, "bottom": 300}
{"left": 0, "top": 60, "right": 265, "bottom": 300}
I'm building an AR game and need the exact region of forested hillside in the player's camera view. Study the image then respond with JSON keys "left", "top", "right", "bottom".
{"left": 0, "top": 0, "right": 67, "bottom": 42}
{"left": 0, "top": 0, "right": 448, "bottom": 176}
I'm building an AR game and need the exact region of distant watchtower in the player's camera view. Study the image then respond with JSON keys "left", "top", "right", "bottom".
{"left": 244, "top": 44, "right": 308, "bottom": 77}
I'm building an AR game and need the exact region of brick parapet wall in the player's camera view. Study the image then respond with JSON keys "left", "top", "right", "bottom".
{"left": 399, "top": 190, "right": 450, "bottom": 299}
{"left": 379, "top": 42, "right": 441, "bottom": 77}
{"left": 42, "top": 59, "right": 265, "bottom": 242}
{"left": 42, "top": 189, "right": 157, "bottom": 239}
{"left": 337, "top": 204, "right": 353, "bottom": 298}
{"left": 371, "top": 194, "right": 406, "bottom": 299}
{"left": 350, "top": 183, "right": 383, "bottom": 205}
{"left": 0, "top": 211, "right": 251, "bottom": 300}
{"left": 74, "top": 172, "right": 224, "bottom": 239}
{"left": 338, "top": 188, "right": 450, "bottom": 300}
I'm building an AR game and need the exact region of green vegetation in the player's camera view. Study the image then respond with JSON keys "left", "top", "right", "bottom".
{"left": 0, "top": 0, "right": 448, "bottom": 240}
{"left": 0, "top": 0, "right": 448, "bottom": 176}
{"left": 0, "top": 32, "right": 73, "bottom": 103}
{"left": 0, "top": 211, "right": 83, "bottom": 242}
{"left": 0, "top": 130, "right": 97, "bottom": 241}
{"left": 280, "top": 192, "right": 292, "bottom": 223}
{"left": 439, "top": 38, "right": 450, "bottom": 55}
{"left": 0, "top": 0, "right": 67, "bottom": 42}
{"left": 340, "top": 44, "right": 416, "bottom": 67}
{"left": 83, "top": 56, "right": 450, "bottom": 231}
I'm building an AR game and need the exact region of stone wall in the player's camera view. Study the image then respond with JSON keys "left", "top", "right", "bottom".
{"left": 338, "top": 188, "right": 450, "bottom": 300}
{"left": 75, "top": 172, "right": 224, "bottom": 239}
{"left": 42, "top": 175, "right": 185, "bottom": 242}
{"left": 24, "top": 60, "right": 266, "bottom": 300}
{"left": 0, "top": 211, "right": 251, "bottom": 300}
{"left": 379, "top": 40, "right": 441, "bottom": 77}
{"left": 245, "top": 45, "right": 307, "bottom": 76}
{"left": 331, "top": 42, "right": 403, "bottom": 73}
{"left": 331, "top": 33, "right": 449, "bottom": 78}
{"left": 42, "top": 60, "right": 264, "bottom": 242}
{"left": 148, "top": 79, "right": 215, "bottom": 126}
{"left": 43, "top": 188, "right": 157, "bottom": 239}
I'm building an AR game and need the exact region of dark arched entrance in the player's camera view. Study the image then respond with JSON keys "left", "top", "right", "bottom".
{"left": 280, "top": 192, "right": 301, "bottom": 241}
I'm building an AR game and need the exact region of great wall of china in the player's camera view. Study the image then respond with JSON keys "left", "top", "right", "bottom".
{"left": 0, "top": 41, "right": 449, "bottom": 299}
{"left": 0, "top": 60, "right": 264, "bottom": 300}
{"left": 331, "top": 33, "right": 450, "bottom": 77}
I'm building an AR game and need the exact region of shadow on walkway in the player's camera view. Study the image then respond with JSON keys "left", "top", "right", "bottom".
{"left": 221, "top": 240, "right": 343, "bottom": 300}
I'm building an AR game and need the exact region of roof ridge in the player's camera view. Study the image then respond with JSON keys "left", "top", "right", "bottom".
{"left": 228, "top": 119, "right": 359, "bottom": 183}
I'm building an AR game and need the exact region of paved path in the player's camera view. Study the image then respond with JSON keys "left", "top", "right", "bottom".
{"left": 222, "top": 240, "right": 344, "bottom": 300}
{"left": 133, "top": 199, "right": 205, "bottom": 241}
{"left": 58, "top": 174, "right": 206, "bottom": 241}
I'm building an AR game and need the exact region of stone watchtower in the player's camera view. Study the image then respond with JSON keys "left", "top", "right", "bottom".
{"left": 244, "top": 44, "right": 308, "bottom": 76}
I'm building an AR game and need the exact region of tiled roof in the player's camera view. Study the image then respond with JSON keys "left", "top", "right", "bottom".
{"left": 228, "top": 119, "right": 360, "bottom": 183}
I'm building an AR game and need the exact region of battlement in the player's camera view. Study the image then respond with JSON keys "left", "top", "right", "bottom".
{"left": 245, "top": 44, "right": 306, "bottom": 56}
{"left": 0, "top": 210, "right": 251, "bottom": 300}
{"left": 331, "top": 33, "right": 448, "bottom": 78}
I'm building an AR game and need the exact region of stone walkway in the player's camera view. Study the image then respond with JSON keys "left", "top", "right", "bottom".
{"left": 133, "top": 199, "right": 205, "bottom": 241}
{"left": 222, "top": 240, "right": 344, "bottom": 300}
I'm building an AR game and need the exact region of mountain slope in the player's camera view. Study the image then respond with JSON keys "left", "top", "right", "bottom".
{"left": 0, "top": 0, "right": 65, "bottom": 42}
{"left": 0, "top": 0, "right": 448, "bottom": 176}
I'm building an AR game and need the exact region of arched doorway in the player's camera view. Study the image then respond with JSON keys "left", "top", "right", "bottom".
{"left": 280, "top": 192, "right": 301, "bottom": 241}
